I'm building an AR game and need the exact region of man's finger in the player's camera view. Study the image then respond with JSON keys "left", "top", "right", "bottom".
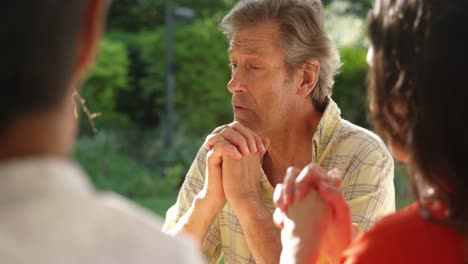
{"left": 212, "top": 124, "right": 229, "bottom": 134}
{"left": 205, "top": 133, "right": 225, "bottom": 150}
{"left": 211, "top": 140, "right": 242, "bottom": 161}
{"left": 254, "top": 134, "right": 265, "bottom": 156}
{"left": 230, "top": 121, "right": 258, "bottom": 154}
{"left": 219, "top": 128, "right": 250, "bottom": 155}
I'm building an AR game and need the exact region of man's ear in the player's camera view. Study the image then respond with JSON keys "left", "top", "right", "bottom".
{"left": 73, "top": 0, "right": 108, "bottom": 81}
{"left": 297, "top": 59, "right": 320, "bottom": 97}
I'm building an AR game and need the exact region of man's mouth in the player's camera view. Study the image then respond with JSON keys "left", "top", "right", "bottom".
{"left": 232, "top": 97, "right": 252, "bottom": 111}
{"left": 233, "top": 105, "right": 245, "bottom": 110}
{"left": 233, "top": 104, "right": 250, "bottom": 113}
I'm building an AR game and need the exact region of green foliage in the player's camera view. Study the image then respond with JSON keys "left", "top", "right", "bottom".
{"left": 135, "top": 197, "right": 177, "bottom": 217}
{"left": 107, "top": 0, "right": 237, "bottom": 32}
{"left": 333, "top": 46, "right": 369, "bottom": 127}
{"left": 79, "top": 39, "right": 130, "bottom": 134}
{"left": 323, "top": 0, "right": 373, "bottom": 17}
{"left": 74, "top": 132, "right": 158, "bottom": 198}
{"left": 106, "top": 0, "right": 370, "bottom": 33}
{"left": 394, "top": 160, "right": 413, "bottom": 209}
{"left": 175, "top": 0, "right": 236, "bottom": 20}
{"left": 106, "top": 30, "right": 164, "bottom": 128}
{"left": 173, "top": 19, "right": 233, "bottom": 137}
{"left": 108, "top": 0, "right": 165, "bottom": 31}
{"left": 108, "top": 19, "right": 232, "bottom": 137}
{"left": 74, "top": 129, "right": 193, "bottom": 198}
{"left": 84, "top": 39, "right": 129, "bottom": 113}
{"left": 147, "top": 18, "right": 233, "bottom": 137}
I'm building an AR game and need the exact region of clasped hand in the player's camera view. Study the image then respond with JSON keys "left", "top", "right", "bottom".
{"left": 273, "top": 164, "right": 353, "bottom": 263}
{"left": 201, "top": 121, "right": 269, "bottom": 208}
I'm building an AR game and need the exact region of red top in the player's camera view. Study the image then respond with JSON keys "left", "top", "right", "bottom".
{"left": 341, "top": 203, "right": 465, "bottom": 263}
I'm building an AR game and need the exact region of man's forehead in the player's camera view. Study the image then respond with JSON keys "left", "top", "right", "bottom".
{"left": 228, "top": 40, "right": 271, "bottom": 56}
{"left": 228, "top": 25, "right": 280, "bottom": 56}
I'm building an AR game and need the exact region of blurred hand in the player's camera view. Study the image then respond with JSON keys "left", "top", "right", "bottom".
{"left": 275, "top": 164, "right": 341, "bottom": 212}
{"left": 274, "top": 163, "right": 353, "bottom": 263}
{"left": 278, "top": 189, "right": 331, "bottom": 264}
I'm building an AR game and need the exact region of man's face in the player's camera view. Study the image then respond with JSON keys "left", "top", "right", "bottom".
{"left": 228, "top": 21, "right": 298, "bottom": 135}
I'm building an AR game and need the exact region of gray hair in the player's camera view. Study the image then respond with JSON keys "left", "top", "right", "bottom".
{"left": 222, "top": 0, "right": 341, "bottom": 112}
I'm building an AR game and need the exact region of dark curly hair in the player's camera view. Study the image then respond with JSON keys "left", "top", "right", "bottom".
{"left": 368, "top": 0, "right": 468, "bottom": 238}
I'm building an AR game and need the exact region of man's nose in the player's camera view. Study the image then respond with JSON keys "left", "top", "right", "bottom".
{"left": 227, "top": 68, "right": 247, "bottom": 94}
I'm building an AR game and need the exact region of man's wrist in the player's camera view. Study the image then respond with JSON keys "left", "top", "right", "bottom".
{"left": 194, "top": 191, "right": 225, "bottom": 219}
{"left": 229, "top": 194, "right": 264, "bottom": 219}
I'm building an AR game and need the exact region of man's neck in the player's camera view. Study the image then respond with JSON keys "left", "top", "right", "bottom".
{"left": 0, "top": 109, "right": 75, "bottom": 162}
{"left": 262, "top": 102, "right": 322, "bottom": 186}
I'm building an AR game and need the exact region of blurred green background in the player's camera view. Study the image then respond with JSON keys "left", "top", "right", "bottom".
{"left": 74, "top": 0, "right": 413, "bottom": 220}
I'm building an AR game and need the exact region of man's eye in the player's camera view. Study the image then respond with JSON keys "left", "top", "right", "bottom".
{"left": 230, "top": 63, "right": 238, "bottom": 70}
{"left": 249, "top": 65, "right": 262, "bottom": 70}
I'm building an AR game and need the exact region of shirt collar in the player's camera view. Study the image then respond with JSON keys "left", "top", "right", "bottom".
{"left": 260, "top": 99, "right": 342, "bottom": 198}
{"left": 312, "top": 98, "right": 342, "bottom": 162}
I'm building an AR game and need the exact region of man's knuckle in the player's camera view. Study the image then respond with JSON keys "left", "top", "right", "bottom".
{"left": 230, "top": 121, "right": 241, "bottom": 127}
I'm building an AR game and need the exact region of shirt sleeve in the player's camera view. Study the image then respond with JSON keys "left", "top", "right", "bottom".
{"left": 162, "top": 147, "right": 223, "bottom": 264}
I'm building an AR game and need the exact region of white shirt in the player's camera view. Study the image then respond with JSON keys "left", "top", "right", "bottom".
{"left": 0, "top": 158, "right": 206, "bottom": 264}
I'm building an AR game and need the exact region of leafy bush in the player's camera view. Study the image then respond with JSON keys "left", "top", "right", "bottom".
{"left": 74, "top": 128, "right": 194, "bottom": 198}
{"left": 79, "top": 39, "right": 131, "bottom": 134}
{"left": 174, "top": 19, "right": 233, "bottom": 137}
{"left": 108, "top": 18, "right": 232, "bottom": 138}
{"left": 333, "top": 46, "right": 369, "bottom": 127}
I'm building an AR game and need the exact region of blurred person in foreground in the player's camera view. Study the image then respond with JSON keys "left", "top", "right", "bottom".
{"left": 163, "top": 0, "right": 395, "bottom": 263}
{"left": 0, "top": 1, "right": 205, "bottom": 263}
{"left": 275, "top": 0, "right": 467, "bottom": 263}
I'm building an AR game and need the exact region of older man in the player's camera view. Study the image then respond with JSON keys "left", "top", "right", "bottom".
{"left": 164, "top": 0, "right": 395, "bottom": 263}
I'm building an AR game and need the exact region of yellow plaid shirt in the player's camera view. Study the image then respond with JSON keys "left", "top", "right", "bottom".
{"left": 163, "top": 99, "right": 395, "bottom": 264}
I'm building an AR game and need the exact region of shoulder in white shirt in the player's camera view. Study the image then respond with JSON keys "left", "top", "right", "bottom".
{"left": 0, "top": 158, "right": 206, "bottom": 264}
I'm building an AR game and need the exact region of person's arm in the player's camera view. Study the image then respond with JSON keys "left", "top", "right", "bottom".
{"left": 235, "top": 198, "right": 283, "bottom": 263}
{"left": 222, "top": 156, "right": 282, "bottom": 264}
{"left": 166, "top": 122, "right": 267, "bottom": 262}
{"left": 163, "top": 147, "right": 226, "bottom": 263}
{"left": 279, "top": 190, "right": 331, "bottom": 264}
{"left": 167, "top": 192, "right": 223, "bottom": 245}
